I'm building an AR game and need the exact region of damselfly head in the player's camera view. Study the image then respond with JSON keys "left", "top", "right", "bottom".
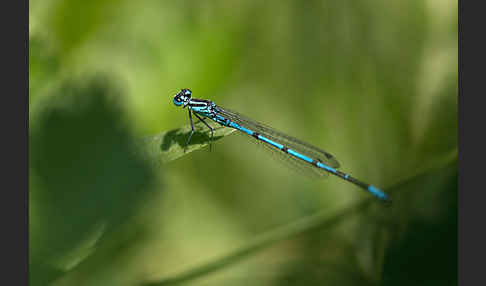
{"left": 173, "top": 88, "right": 192, "bottom": 107}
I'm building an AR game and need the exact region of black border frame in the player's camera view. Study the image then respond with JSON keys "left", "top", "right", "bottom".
{"left": 458, "top": 0, "right": 482, "bottom": 285}
{"left": 2, "top": 0, "right": 29, "bottom": 285}
{"left": 1, "top": 0, "right": 29, "bottom": 284}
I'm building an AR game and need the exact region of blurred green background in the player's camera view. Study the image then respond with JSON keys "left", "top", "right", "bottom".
{"left": 29, "top": 0, "right": 457, "bottom": 285}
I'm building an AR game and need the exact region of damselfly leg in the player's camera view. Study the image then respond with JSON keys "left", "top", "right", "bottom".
{"left": 184, "top": 108, "right": 194, "bottom": 153}
{"left": 184, "top": 109, "right": 215, "bottom": 152}
{"left": 193, "top": 112, "right": 214, "bottom": 151}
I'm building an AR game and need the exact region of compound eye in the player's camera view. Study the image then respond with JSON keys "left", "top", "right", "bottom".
{"left": 173, "top": 93, "right": 184, "bottom": 106}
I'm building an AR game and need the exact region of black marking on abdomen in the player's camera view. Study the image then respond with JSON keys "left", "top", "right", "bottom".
{"left": 281, "top": 146, "right": 288, "bottom": 153}
{"left": 252, "top": 132, "right": 260, "bottom": 139}
{"left": 335, "top": 170, "right": 369, "bottom": 189}
{"left": 311, "top": 158, "right": 321, "bottom": 167}
{"left": 335, "top": 170, "right": 347, "bottom": 179}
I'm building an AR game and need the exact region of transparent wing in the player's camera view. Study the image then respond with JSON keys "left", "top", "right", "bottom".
{"left": 247, "top": 134, "right": 330, "bottom": 178}
{"left": 215, "top": 106, "right": 340, "bottom": 177}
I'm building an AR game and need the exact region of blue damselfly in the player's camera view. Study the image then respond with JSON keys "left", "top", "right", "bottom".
{"left": 173, "top": 89, "right": 390, "bottom": 203}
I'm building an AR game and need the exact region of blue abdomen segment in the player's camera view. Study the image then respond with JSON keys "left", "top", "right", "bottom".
{"left": 367, "top": 185, "right": 390, "bottom": 202}
{"left": 213, "top": 113, "right": 391, "bottom": 203}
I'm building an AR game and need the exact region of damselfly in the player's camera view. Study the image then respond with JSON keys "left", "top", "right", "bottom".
{"left": 173, "top": 89, "right": 391, "bottom": 203}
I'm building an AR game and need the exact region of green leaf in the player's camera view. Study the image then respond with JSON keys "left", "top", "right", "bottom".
{"left": 30, "top": 75, "right": 157, "bottom": 285}
{"left": 138, "top": 120, "right": 236, "bottom": 167}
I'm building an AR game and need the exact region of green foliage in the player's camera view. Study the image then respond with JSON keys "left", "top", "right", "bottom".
{"left": 140, "top": 160, "right": 457, "bottom": 286}
{"left": 29, "top": 36, "right": 60, "bottom": 104}
{"left": 139, "top": 121, "right": 235, "bottom": 167}
{"left": 383, "top": 161, "right": 457, "bottom": 286}
{"left": 30, "top": 76, "right": 157, "bottom": 284}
